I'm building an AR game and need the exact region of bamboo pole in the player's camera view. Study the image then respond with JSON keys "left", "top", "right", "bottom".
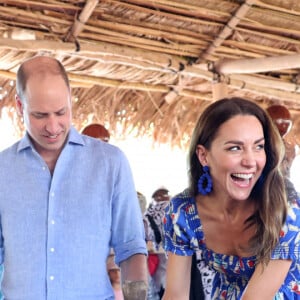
{"left": 0, "top": 38, "right": 299, "bottom": 103}
{"left": 64, "top": 0, "right": 99, "bottom": 42}
{"left": 0, "top": 68, "right": 210, "bottom": 100}
{"left": 0, "top": 37, "right": 184, "bottom": 71}
{"left": 184, "top": 64, "right": 300, "bottom": 94}
{"left": 197, "top": 0, "right": 257, "bottom": 62}
{"left": 213, "top": 54, "right": 300, "bottom": 74}
{"left": 68, "top": 73, "right": 211, "bottom": 99}
{"left": 212, "top": 81, "right": 228, "bottom": 101}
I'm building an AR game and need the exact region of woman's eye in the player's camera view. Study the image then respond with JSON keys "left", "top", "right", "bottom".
{"left": 256, "top": 144, "right": 265, "bottom": 150}
{"left": 228, "top": 146, "right": 240, "bottom": 151}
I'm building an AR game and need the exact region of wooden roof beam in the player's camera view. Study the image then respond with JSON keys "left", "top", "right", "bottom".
{"left": 166, "top": 0, "right": 256, "bottom": 102}
{"left": 196, "top": 0, "right": 256, "bottom": 63}
{"left": 212, "top": 54, "right": 300, "bottom": 74}
{"left": 64, "top": 0, "right": 99, "bottom": 42}
{"left": 0, "top": 38, "right": 299, "bottom": 104}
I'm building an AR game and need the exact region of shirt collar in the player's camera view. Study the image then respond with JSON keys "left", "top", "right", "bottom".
{"left": 17, "top": 126, "right": 85, "bottom": 153}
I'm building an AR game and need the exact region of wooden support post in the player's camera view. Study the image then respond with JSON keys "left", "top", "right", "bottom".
{"left": 212, "top": 74, "right": 228, "bottom": 101}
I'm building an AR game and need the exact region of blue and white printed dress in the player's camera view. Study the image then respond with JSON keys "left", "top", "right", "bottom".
{"left": 163, "top": 189, "right": 300, "bottom": 299}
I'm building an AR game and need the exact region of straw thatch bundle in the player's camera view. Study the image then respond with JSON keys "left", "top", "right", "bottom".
{"left": 0, "top": 0, "right": 299, "bottom": 149}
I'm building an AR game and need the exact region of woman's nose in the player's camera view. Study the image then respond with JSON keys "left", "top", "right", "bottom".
{"left": 241, "top": 151, "right": 256, "bottom": 166}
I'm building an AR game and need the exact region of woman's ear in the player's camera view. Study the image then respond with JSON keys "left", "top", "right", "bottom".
{"left": 196, "top": 145, "right": 208, "bottom": 165}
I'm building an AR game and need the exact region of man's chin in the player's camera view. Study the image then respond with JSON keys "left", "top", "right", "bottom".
{"left": 38, "top": 140, "right": 65, "bottom": 153}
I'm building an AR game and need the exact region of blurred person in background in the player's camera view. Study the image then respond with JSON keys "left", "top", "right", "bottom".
{"left": 266, "top": 104, "right": 299, "bottom": 207}
{"left": 81, "top": 123, "right": 110, "bottom": 143}
{"left": 107, "top": 252, "right": 124, "bottom": 300}
{"left": 144, "top": 187, "right": 171, "bottom": 299}
{"left": 137, "top": 191, "right": 147, "bottom": 215}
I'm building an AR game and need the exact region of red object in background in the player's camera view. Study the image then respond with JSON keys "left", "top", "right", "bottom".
{"left": 266, "top": 105, "right": 292, "bottom": 137}
{"left": 81, "top": 123, "right": 110, "bottom": 142}
{"left": 148, "top": 253, "right": 159, "bottom": 276}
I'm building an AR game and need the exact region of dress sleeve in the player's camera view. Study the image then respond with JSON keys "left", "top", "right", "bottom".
{"left": 271, "top": 206, "right": 300, "bottom": 261}
{"left": 163, "top": 196, "right": 197, "bottom": 256}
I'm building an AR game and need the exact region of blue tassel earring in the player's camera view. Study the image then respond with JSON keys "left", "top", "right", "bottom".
{"left": 197, "top": 166, "right": 213, "bottom": 195}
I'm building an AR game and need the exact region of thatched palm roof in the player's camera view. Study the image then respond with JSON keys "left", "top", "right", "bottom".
{"left": 0, "top": 0, "right": 300, "bottom": 149}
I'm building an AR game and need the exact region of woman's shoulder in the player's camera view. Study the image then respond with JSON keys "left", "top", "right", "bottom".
{"left": 273, "top": 205, "right": 300, "bottom": 259}
{"left": 164, "top": 189, "right": 202, "bottom": 255}
{"left": 166, "top": 188, "right": 201, "bottom": 235}
{"left": 286, "top": 205, "right": 300, "bottom": 225}
{"left": 168, "top": 188, "right": 196, "bottom": 214}
{"left": 279, "top": 205, "right": 300, "bottom": 242}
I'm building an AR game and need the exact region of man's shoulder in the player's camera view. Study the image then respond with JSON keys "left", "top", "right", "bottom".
{"left": 0, "top": 141, "right": 20, "bottom": 159}
{"left": 80, "top": 134, "right": 119, "bottom": 151}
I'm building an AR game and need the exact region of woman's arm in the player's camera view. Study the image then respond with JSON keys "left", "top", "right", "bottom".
{"left": 241, "top": 259, "right": 292, "bottom": 300}
{"left": 162, "top": 252, "right": 192, "bottom": 300}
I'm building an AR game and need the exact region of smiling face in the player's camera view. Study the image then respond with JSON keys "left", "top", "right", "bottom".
{"left": 16, "top": 73, "right": 72, "bottom": 159}
{"left": 197, "top": 115, "right": 266, "bottom": 201}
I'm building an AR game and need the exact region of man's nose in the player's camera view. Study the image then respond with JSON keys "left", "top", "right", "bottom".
{"left": 45, "top": 115, "right": 60, "bottom": 134}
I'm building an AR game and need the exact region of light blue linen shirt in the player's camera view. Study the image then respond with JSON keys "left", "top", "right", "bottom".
{"left": 0, "top": 127, "right": 147, "bottom": 300}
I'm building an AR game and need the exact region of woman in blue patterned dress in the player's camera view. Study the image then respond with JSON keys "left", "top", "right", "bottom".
{"left": 163, "top": 97, "right": 300, "bottom": 299}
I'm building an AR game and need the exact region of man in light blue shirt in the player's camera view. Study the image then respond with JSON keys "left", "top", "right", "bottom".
{"left": 0, "top": 56, "right": 148, "bottom": 299}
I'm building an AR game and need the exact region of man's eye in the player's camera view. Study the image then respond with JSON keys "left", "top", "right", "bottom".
{"left": 33, "top": 114, "right": 45, "bottom": 119}
{"left": 56, "top": 110, "right": 66, "bottom": 116}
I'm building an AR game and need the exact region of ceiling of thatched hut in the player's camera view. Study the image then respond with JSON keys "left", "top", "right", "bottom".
{"left": 0, "top": 0, "right": 300, "bottom": 149}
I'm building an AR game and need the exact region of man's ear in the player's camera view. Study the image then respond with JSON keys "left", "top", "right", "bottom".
{"left": 15, "top": 94, "right": 23, "bottom": 117}
{"left": 196, "top": 145, "right": 208, "bottom": 165}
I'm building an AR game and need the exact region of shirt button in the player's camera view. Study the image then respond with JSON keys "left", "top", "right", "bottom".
{"left": 42, "top": 166, "right": 46, "bottom": 171}
{"left": 49, "top": 276, "right": 54, "bottom": 280}
{"left": 51, "top": 192, "right": 55, "bottom": 197}
{"left": 50, "top": 248, "right": 55, "bottom": 252}
{"left": 50, "top": 220, "right": 55, "bottom": 225}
